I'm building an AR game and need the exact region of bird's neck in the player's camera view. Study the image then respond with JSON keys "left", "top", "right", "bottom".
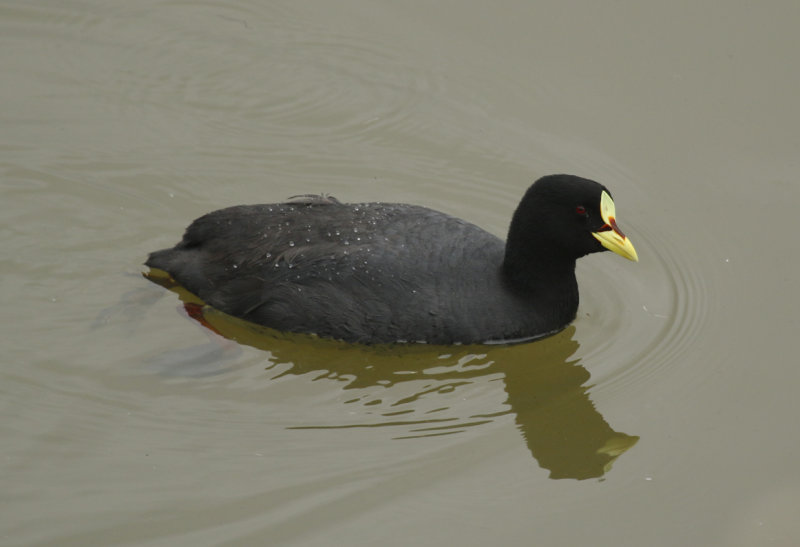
{"left": 502, "top": 253, "right": 577, "bottom": 294}
{"left": 501, "top": 242, "right": 580, "bottom": 327}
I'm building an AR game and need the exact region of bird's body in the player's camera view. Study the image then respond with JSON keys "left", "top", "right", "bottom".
{"left": 146, "top": 175, "right": 638, "bottom": 345}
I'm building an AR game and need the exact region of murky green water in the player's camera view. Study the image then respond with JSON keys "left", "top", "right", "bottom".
{"left": 3, "top": 1, "right": 799, "bottom": 545}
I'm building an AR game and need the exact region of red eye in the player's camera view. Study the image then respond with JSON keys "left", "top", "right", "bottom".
{"left": 576, "top": 205, "right": 587, "bottom": 215}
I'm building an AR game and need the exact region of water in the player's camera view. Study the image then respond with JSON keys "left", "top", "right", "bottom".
{"left": 3, "top": 1, "right": 800, "bottom": 545}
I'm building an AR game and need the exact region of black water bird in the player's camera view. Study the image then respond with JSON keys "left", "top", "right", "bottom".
{"left": 146, "top": 174, "right": 638, "bottom": 344}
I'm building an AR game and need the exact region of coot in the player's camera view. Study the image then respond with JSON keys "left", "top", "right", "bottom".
{"left": 146, "top": 174, "right": 637, "bottom": 344}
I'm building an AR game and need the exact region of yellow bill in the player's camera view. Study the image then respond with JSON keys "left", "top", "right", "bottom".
{"left": 591, "top": 191, "right": 638, "bottom": 262}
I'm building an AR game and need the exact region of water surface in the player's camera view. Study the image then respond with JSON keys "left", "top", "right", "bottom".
{"left": 2, "top": 1, "right": 800, "bottom": 545}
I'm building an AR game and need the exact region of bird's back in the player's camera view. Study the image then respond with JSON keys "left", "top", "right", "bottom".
{"left": 146, "top": 197, "right": 523, "bottom": 343}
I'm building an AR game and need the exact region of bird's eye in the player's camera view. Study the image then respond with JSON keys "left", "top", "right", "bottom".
{"left": 575, "top": 205, "right": 587, "bottom": 216}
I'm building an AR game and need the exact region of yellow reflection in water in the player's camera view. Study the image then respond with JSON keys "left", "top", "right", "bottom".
{"left": 145, "top": 269, "right": 638, "bottom": 480}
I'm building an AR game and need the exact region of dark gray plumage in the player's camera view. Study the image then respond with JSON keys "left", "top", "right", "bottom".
{"left": 146, "top": 174, "right": 637, "bottom": 344}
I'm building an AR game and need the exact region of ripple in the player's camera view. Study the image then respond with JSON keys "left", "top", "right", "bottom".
{"left": 97, "top": 4, "right": 447, "bottom": 144}
{"left": 574, "top": 220, "right": 710, "bottom": 397}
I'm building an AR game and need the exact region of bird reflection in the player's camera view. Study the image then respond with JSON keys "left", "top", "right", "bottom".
{"left": 147, "top": 276, "right": 638, "bottom": 480}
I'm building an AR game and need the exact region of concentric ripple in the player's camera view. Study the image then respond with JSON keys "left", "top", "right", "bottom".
{"left": 573, "top": 219, "right": 710, "bottom": 397}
